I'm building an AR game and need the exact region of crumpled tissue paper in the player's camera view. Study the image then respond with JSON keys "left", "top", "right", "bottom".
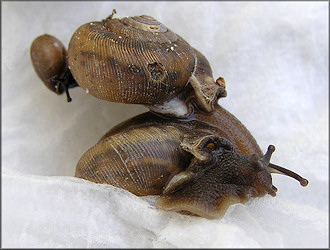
{"left": 2, "top": 2, "right": 328, "bottom": 248}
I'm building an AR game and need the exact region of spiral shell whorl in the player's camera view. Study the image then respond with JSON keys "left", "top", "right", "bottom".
{"left": 117, "top": 15, "right": 168, "bottom": 34}
{"left": 68, "top": 15, "right": 195, "bottom": 105}
{"left": 76, "top": 125, "right": 190, "bottom": 196}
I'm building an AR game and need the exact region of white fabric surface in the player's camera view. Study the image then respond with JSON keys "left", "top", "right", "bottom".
{"left": 2, "top": 2, "right": 328, "bottom": 248}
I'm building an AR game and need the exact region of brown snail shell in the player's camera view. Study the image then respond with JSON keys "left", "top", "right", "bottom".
{"left": 30, "top": 34, "right": 68, "bottom": 94}
{"left": 194, "top": 104, "right": 264, "bottom": 157}
{"left": 75, "top": 106, "right": 308, "bottom": 219}
{"left": 67, "top": 14, "right": 226, "bottom": 117}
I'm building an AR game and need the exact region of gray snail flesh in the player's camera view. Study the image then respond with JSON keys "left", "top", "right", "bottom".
{"left": 76, "top": 105, "right": 308, "bottom": 219}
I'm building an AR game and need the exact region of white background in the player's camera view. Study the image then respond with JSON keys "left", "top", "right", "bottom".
{"left": 2, "top": 1, "right": 328, "bottom": 247}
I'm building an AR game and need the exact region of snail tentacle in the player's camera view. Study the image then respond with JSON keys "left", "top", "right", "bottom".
{"left": 268, "top": 163, "right": 309, "bottom": 187}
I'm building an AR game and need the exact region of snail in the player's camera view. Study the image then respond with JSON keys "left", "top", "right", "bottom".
{"left": 30, "top": 11, "right": 226, "bottom": 117}
{"left": 30, "top": 34, "right": 78, "bottom": 102}
{"left": 75, "top": 105, "right": 308, "bottom": 219}
{"left": 30, "top": 11, "right": 308, "bottom": 219}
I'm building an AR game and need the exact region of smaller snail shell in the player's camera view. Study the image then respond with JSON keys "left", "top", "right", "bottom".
{"left": 68, "top": 15, "right": 226, "bottom": 118}
{"left": 30, "top": 34, "right": 68, "bottom": 94}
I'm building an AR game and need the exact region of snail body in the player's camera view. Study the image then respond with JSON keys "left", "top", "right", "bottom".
{"left": 30, "top": 13, "right": 226, "bottom": 118}
{"left": 76, "top": 105, "right": 308, "bottom": 219}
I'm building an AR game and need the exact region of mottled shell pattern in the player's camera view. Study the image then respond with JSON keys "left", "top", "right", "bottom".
{"left": 68, "top": 15, "right": 226, "bottom": 117}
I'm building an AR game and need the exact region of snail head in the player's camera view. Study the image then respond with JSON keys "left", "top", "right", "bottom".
{"left": 232, "top": 145, "right": 309, "bottom": 197}
{"left": 158, "top": 141, "right": 309, "bottom": 219}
